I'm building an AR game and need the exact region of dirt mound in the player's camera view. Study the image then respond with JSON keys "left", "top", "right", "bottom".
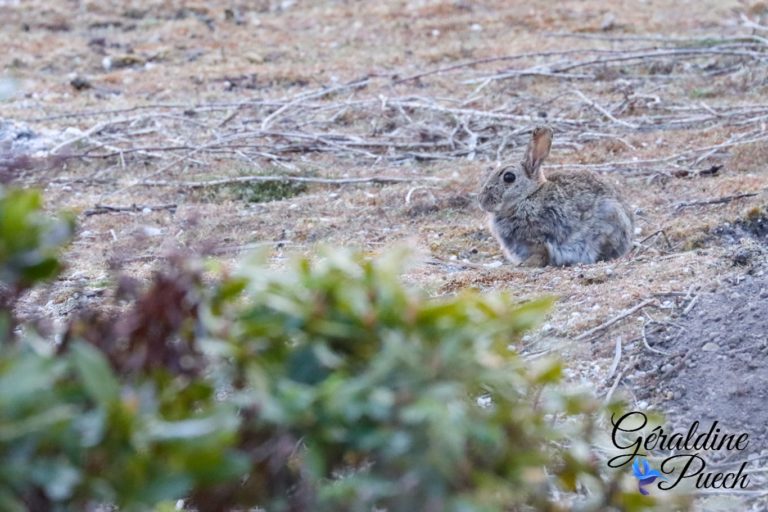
{"left": 643, "top": 260, "right": 768, "bottom": 448}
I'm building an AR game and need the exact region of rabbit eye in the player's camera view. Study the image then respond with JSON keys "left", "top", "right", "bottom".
{"left": 503, "top": 172, "right": 516, "bottom": 184}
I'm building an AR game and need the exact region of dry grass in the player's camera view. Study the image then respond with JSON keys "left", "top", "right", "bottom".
{"left": 4, "top": 0, "right": 766, "bottom": 334}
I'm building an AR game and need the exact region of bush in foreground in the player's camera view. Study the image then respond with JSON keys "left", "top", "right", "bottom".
{"left": 0, "top": 187, "right": 685, "bottom": 511}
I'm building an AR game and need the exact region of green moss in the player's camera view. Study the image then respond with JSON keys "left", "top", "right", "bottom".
{"left": 194, "top": 167, "right": 311, "bottom": 204}
{"left": 688, "top": 87, "right": 718, "bottom": 99}
{"left": 230, "top": 178, "right": 307, "bottom": 203}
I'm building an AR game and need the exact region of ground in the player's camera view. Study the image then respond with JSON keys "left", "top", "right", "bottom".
{"left": 3, "top": 0, "right": 768, "bottom": 508}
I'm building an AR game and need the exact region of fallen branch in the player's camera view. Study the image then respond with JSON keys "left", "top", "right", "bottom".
{"left": 467, "top": 45, "right": 768, "bottom": 86}
{"left": 260, "top": 77, "right": 371, "bottom": 130}
{"left": 573, "top": 89, "right": 638, "bottom": 129}
{"left": 22, "top": 34, "right": 768, "bottom": 182}
{"left": 84, "top": 203, "right": 178, "bottom": 216}
{"left": 604, "top": 369, "right": 625, "bottom": 404}
{"left": 675, "top": 192, "right": 758, "bottom": 209}
{"left": 557, "top": 47, "right": 768, "bottom": 73}
{"left": 640, "top": 320, "right": 673, "bottom": 356}
{"left": 139, "top": 175, "right": 442, "bottom": 189}
{"left": 393, "top": 47, "right": 636, "bottom": 84}
{"left": 574, "top": 298, "right": 657, "bottom": 342}
{"left": 606, "top": 337, "right": 623, "bottom": 380}
{"left": 425, "top": 257, "right": 499, "bottom": 271}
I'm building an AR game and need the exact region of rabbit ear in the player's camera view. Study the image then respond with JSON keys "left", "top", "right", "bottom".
{"left": 522, "top": 126, "right": 553, "bottom": 180}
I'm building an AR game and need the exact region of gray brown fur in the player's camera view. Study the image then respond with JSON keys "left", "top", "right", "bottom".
{"left": 478, "top": 126, "right": 634, "bottom": 267}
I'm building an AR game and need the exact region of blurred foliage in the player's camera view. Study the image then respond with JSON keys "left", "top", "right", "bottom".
{"left": 0, "top": 188, "right": 73, "bottom": 295}
{"left": 0, "top": 187, "right": 689, "bottom": 511}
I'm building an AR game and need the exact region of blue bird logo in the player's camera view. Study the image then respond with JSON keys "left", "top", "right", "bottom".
{"left": 632, "top": 457, "right": 667, "bottom": 495}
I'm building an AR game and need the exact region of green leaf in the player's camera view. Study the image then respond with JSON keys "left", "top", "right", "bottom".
{"left": 30, "top": 458, "right": 82, "bottom": 501}
{"left": 530, "top": 358, "right": 563, "bottom": 385}
{"left": 0, "top": 490, "right": 25, "bottom": 512}
{"left": 145, "top": 415, "right": 238, "bottom": 442}
{"left": 507, "top": 296, "right": 555, "bottom": 330}
{"left": 0, "top": 405, "right": 75, "bottom": 442}
{"left": 70, "top": 341, "right": 120, "bottom": 408}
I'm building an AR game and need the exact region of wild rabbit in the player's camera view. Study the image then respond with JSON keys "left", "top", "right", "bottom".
{"left": 478, "top": 126, "right": 633, "bottom": 267}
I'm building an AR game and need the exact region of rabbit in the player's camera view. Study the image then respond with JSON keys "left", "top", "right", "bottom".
{"left": 478, "top": 126, "right": 634, "bottom": 267}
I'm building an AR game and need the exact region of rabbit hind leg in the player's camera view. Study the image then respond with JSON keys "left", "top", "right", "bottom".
{"left": 520, "top": 245, "right": 550, "bottom": 267}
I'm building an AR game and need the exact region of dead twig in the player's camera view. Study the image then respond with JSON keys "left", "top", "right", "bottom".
{"left": 394, "top": 47, "right": 638, "bottom": 84}
{"left": 260, "top": 78, "right": 370, "bottom": 130}
{"left": 681, "top": 294, "right": 699, "bottom": 316}
{"left": 640, "top": 320, "right": 673, "bottom": 356}
{"left": 675, "top": 192, "right": 758, "bottom": 210}
{"left": 607, "top": 337, "right": 623, "bottom": 380}
{"left": 573, "top": 89, "right": 638, "bottom": 129}
{"left": 425, "top": 257, "right": 500, "bottom": 271}
{"left": 84, "top": 203, "right": 178, "bottom": 217}
{"left": 574, "top": 298, "right": 657, "bottom": 342}
{"left": 604, "top": 367, "right": 626, "bottom": 404}
{"left": 630, "top": 229, "right": 674, "bottom": 259}
{"left": 140, "top": 175, "right": 442, "bottom": 189}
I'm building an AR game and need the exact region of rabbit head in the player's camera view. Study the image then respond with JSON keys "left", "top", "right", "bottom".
{"left": 478, "top": 126, "right": 553, "bottom": 213}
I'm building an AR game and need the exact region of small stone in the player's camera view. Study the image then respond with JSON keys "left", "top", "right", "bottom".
{"left": 245, "top": 52, "right": 265, "bottom": 64}
{"left": 141, "top": 226, "right": 163, "bottom": 237}
{"left": 70, "top": 75, "right": 92, "bottom": 91}
{"left": 600, "top": 12, "right": 617, "bottom": 31}
{"left": 732, "top": 249, "right": 752, "bottom": 266}
{"left": 702, "top": 342, "right": 719, "bottom": 352}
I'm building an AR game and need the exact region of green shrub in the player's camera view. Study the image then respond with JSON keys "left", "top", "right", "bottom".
{"left": 0, "top": 187, "right": 73, "bottom": 307}
{"left": 0, "top": 187, "right": 687, "bottom": 511}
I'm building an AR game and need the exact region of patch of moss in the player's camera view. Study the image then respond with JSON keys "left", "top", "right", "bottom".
{"left": 688, "top": 88, "right": 717, "bottom": 99}
{"left": 231, "top": 178, "right": 307, "bottom": 203}
{"left": 194, "top": 167, "right": 311, "bottom": 204}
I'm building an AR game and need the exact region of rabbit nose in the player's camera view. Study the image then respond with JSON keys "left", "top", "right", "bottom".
{"left": 479, "top": 194, "right": 498, "bottom": 212}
